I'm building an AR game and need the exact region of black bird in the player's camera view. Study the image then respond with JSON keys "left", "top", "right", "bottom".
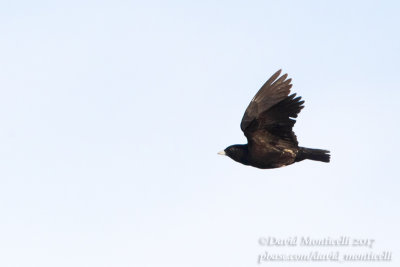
{"left": 218, "top": 70, "right": 330, "bottom": 169}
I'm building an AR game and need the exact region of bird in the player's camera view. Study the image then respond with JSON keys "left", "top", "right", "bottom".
{"left": 218, "top": 69, "right": 330, "bottom": 169}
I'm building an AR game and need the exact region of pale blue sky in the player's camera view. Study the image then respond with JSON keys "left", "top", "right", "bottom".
{"left": 0, "top": 1, "right": 399, "bottom": 266}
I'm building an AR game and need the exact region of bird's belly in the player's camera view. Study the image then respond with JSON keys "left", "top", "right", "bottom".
{"left": 248, "top": 147, "right": 297, "bottom": 169}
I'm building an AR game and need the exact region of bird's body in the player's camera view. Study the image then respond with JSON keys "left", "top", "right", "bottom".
{"left": 219, "top": 70, "right": 330, "bottom": 169}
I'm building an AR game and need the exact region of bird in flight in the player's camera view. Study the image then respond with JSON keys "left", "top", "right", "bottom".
{"left": 218, "top": 69, "right": 330, "bottom": 169}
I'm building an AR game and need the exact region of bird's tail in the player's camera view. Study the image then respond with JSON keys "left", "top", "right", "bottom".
{"left": 296, "top": 147, "right": 330, "bottom": 163}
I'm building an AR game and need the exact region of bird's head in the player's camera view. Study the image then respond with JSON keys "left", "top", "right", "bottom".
{"left": 217, "top": 144, "right": 249, "bottom": 164}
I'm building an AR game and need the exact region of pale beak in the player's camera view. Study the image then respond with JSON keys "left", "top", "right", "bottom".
{"left": 217, "top": 150, "right": 226, "bottom": 156}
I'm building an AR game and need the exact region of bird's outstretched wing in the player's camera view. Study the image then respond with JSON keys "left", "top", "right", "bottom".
{"left": 240, "top": 70, "right": 304, "bottom": 145}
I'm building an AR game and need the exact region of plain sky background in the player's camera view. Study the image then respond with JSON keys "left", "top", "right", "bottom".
{"left": 1, "top": 1, "right": 399, "bottom": 266}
